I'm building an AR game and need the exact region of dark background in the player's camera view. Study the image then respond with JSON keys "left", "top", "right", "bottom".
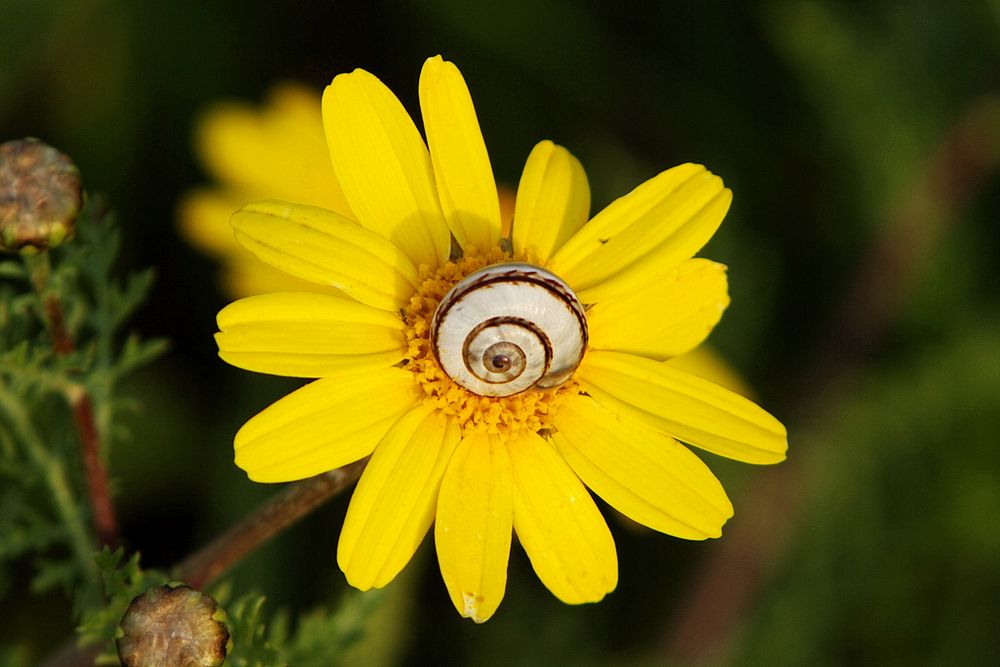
{"left": 2, "top": 1, "right": 999, "bottom": 664}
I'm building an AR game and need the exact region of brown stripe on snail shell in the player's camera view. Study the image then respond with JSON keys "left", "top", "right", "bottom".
{"left": 431, "top": 263, "right": 587, "bottom": 397}
{"left": 461, "top": 316, "right": 553, "bottom": 384}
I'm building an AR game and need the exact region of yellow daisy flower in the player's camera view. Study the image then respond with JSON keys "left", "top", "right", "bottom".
{"left": 215, "top": 56, "right": 787, "bottom": 623}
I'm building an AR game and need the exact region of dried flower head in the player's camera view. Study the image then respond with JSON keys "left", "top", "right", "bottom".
{"left": 117, "top": 585, "right": 229, "bottom": 667}
{"left": 0, "top": 138, "right": 82, "bottom": 252}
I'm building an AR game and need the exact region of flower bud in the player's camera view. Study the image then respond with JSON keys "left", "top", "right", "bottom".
{"left": 117, "top": 585, "right": 230, "bottom": 667}
{"left": 0, "top": 138, "right": 82, "bottom": 252}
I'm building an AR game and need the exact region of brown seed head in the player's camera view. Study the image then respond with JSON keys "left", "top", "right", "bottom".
{"left": 117, "top": 585, "right": 230, "bottom": 667}
{"left": 0, "top": 138, "right": 82, "bottom": 252}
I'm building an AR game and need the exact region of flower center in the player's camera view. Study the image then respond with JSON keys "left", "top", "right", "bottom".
{"left": 401, "top": 248, "right": 580, "bottom": 439}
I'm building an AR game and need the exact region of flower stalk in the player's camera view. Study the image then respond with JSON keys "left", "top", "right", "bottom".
{"left": 174, "top": 459, "right": 368, "bottom": 590}
{"left": 67, "top": 385, "right": 118, "bottom": 548}
{"left": 25, "top": 251, "right": 121, "bottom": 549}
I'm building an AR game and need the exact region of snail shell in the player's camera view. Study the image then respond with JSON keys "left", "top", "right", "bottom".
{"left": 431, "top": 263, "right": 587, "bottom": 397}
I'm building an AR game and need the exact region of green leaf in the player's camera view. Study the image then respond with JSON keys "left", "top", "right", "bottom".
{"left": 222, "top": 592, "right": 285, "bottom": 667}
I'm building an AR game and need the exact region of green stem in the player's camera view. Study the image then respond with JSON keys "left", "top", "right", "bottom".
{"left": 23, "top": 251, "right": 52, "bottom": 294}
{"left": 0, "top": 386, "right": 99, "bottom": 600}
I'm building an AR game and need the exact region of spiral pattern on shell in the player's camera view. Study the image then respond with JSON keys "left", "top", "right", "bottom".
{"left": 430, "top": 263, "right": 588, "bottom": 397}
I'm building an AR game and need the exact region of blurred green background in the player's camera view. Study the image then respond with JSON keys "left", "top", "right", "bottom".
{"left": 2, "top": 0, "right": 999, "bottom": 665}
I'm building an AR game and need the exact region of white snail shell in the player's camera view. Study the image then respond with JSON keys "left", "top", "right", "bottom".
{"left": 431, "top": 263, "right": 588, "bottom": 397}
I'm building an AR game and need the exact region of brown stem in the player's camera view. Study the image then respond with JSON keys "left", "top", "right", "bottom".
{"left": 662, "top": 96, "right": 1000, "bottom": 663}
{"left": 43, "top": 294, "right": 75, "bottom": 355}
{"left": 173, "top": 459, "right": 368, "bottom": 590}
{"left": 30, "top": 261, "right": 121, "bottom": 549}
{"left": 67, "top": 385, "right": 118, "bottom": 548}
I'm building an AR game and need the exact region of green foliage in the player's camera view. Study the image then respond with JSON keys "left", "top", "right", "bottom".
{"left": 76, "top": 549, "right": 170, "bottom": 665}
{"left": 279, "top": 588, "right": 389, "bottom": 667}
{"left": 0, "top": 197, "right": 166, "bottom": 652}
{"left": 39, "top": 202, "right": 169, "bottom": 439}
{"left": 220, "top": 586, "right": 388, "bottom": 667}
{"left": 220, "top": 592, "right": 285, "bottom": 667}
{"left": 0, "top": 198, "right": 167, "bottom": 435}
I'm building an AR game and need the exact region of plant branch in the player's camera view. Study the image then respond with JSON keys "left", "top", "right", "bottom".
{"left": 66, "top": 384, "right": 118, "bottom": 548}
{"left": 173, "top": 459, "right": 369, "bottom": 590}
{"left": 662, "top": 96, "right": 1000, "bottom": 663}
{"left": 27, "top": 253, "right": 120, "bottom": 548}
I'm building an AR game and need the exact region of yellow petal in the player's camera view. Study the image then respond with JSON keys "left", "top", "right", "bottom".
{"left": 196, "top": 84, "right": 351, "bottom": 215}
{"left": 323, "top": 68, "right": 450, "bottom": 268}
{"left": 419, "top": 56, "right": 501, "bottom": 253}
{"left": 549, "top": 164, "right": 731, "bottom": 302}
{"left": 230, "top": 200, "right": 419, "bottom": 310}
{"left": 511, "top": 140, "right": 591, "bottom": 263}
{"left": 435, "top": 433, "right": 513, "bottom": 623}
{"left": 215, "top": 292, "right": 406, "bottom": 378}
{"left": 587, "top": 259, "right": 729, "bottom": 360}
{"left": 579, "top": 351, "right": 787, "bottom": 464}
{"left": 666, "top": 346, "right": 752, "bottom": 398}
{"left": 508, "top": 431, "right": 617, "bottom": 604}
{"left": 234, "top": 368, "right": 420, "bottom": 482}
{"left": 180, "top": 190, "right": 344, "bottom": 297}
{"left": 551, "top": 394, "right": 733, "bottom": 539}
{"left": 339, "top": 406, "right": 461, "bottom": 590}
{"left": 222, "top": 253, "right": 341, "bottom": 297}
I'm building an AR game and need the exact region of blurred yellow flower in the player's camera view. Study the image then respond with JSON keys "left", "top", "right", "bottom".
{"left": 178, "top": 83, "right": 351, "bottom": 296}
{"left": 212, "top": 56, "right": 787, "bottom": 622}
